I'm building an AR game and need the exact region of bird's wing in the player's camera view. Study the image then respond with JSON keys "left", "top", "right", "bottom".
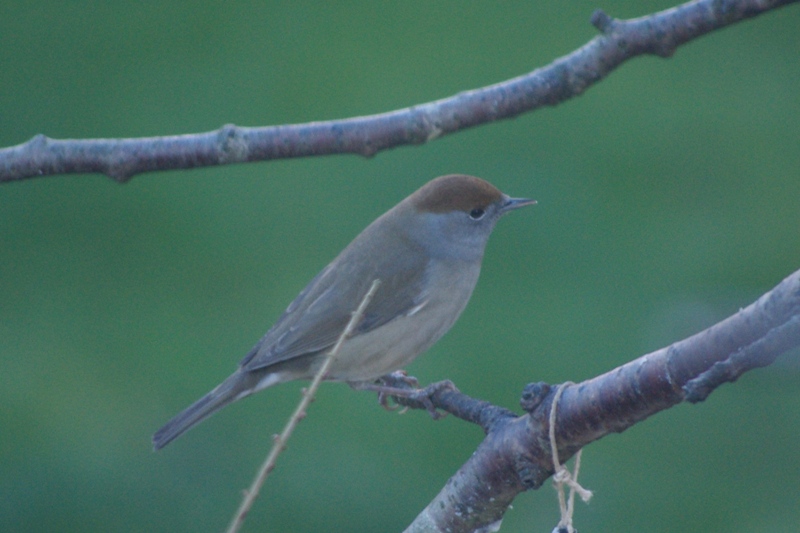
{"left": 239, "top": 242, "right": 430, "bottom": 372}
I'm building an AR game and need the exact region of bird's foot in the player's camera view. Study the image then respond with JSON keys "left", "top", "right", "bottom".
{"left": 348, "top": 371, "right": 458, "bottom": 419}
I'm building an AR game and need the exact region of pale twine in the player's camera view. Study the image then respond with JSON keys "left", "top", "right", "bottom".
{"left": 549, "top": 382, "right": 593, "bottom": 533}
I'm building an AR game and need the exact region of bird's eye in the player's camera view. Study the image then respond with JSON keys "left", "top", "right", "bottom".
{"left": 469, "top": 208, "right": 486, "bottom": 220}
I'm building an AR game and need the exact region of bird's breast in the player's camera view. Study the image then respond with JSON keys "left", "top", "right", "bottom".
{"left": 324, "top": 258, "right": 482, "bottom": 381}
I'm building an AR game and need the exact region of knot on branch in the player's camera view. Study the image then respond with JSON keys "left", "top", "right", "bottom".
{"left": 30, "top": 134, "right": 50, "bottom": 151}
{"left": 520, "top": 381, "right": 552, "bottom": 413}
{"left": 217, "top": 124, "right": 248, "bottom": 163}
{"left": 590, "top": 9, "right": 616, "bottom": 33}
{"left": 591, "top": 8, "right": 678, "bottom": 58}
{"left": 514, "top": 453, "right": 545, "bottom": 490}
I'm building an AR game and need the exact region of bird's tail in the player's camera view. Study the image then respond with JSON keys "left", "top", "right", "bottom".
{"left": 152, "top": 372, "right": 249, "bottom": 450}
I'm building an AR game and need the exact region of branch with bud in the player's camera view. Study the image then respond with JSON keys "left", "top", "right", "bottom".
{"left": 0, "top": 0, "right": 796, "bottom": 184}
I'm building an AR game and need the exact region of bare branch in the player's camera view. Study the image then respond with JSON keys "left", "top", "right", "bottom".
{"left": 402, "top": 267, "right": 800, "bottom": 532}
{"left": 1, "top": 0, "right": 796, "bottom": 184}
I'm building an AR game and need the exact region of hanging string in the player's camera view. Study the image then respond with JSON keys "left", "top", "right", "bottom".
{"left": 549, "top": 382, "right": 593, "bottom": 533}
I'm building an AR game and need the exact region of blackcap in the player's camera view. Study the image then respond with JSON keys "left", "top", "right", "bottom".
{"left": 153, "top": 174, "right": 534, "bottom": 449}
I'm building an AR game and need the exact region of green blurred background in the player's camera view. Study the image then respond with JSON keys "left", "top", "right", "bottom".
{"left": 2, "top": 1, "right": 799, "bottom": 531}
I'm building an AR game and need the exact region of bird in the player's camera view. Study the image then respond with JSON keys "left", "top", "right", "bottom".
{"left": 153, "top": 174, "right": 535, "bottom": 450}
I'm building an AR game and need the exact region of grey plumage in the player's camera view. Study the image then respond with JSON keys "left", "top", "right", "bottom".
{"left": 153, "top": 175, "right": 534, "bottom": 450}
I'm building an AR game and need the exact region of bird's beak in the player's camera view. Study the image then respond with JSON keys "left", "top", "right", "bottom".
{"left": 500, "top": 196, "right": 537, "bottom": 213}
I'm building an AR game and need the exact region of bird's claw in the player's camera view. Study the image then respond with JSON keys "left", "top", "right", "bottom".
{"left": 405, "top": 379, "right": 458, "bottom": 419}
{"left": 382, "top": 370, "right": 419, "bottom": 388}
{"left": 378, "top": 390, "right": 398, "bottom": 411}
{"left": 349, "top": 373, "right": 458, "bottom": 419}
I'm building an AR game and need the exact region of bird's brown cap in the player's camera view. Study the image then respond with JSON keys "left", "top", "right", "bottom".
{"left": 411, "top": 174, "right": 503, "bottom": 214}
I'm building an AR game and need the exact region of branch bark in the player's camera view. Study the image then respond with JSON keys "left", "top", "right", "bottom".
{"left": 1, "top": 0, "right": 796, "bottom": 184}
{"left": 400, "top": 267, "right": 800, "bottom": 532}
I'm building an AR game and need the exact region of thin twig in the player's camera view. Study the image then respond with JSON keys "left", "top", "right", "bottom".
{"left": 225, "top": 279, "right": 381, "bottom": 533}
